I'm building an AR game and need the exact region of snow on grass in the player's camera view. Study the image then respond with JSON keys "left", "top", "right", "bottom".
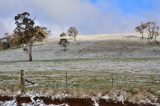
{"left": 0, "top": 34, "right": 160, "bottom": 105}
{"left": 52, "top": 93, "right": 72, "bottom": 100}
{"left": 0, "top": 100, "right": 16, "bottom": 106}
{"left": 0, "top": 34, "right": 160, "bottom": 74}
{"left": 92, "top": 97, "right": 99, "bottom": 106}
{"left": 101, "top": 95, "right": 110, "bottom": 100}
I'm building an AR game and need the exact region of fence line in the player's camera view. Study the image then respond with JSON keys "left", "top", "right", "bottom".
{"left": 0, "top": 70, "right": 159, "bottom": 91}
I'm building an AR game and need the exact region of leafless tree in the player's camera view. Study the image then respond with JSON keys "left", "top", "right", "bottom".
{"left": 67, "top": 27, "right": 78, "bottom": 41}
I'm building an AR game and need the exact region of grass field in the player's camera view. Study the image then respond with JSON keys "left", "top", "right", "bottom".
{"left": 0, "top": 34, "right": 160, "bottom": 104}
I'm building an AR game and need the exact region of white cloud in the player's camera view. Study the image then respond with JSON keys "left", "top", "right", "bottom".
{"left": 0, "top": 21, "right": 7, "bottom": 36}
{"left": 0, "top": 0, "right": 160, "bottom": 37}
{"left": 0, "top": 18, "right": 16, "bottom": 36}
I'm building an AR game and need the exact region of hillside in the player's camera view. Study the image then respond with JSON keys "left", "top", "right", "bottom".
{"left": 0, "top": 34, "right": 160, "bottom": 106}
{"left": 0, "top": 34, "right": 160, "bottom": 74}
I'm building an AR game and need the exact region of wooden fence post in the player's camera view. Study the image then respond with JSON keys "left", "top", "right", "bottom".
{"left": 66, "top": 72, "right": 68, "bottom": 87}
{"left": 20, "top": 70, "right": 25, "bottom": 86}
{"left": 125, "top": 75, "right": 127, "bottom": 88}
{"left": 20, "top": 70, "right": 25, "bottom": 92}
{"left": 111, "top": 74, "right": 114, "bottom": 87}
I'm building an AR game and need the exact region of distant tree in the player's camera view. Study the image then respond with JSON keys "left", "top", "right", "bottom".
{"left": 153, "top": 26, "right": 159, "bottom": 43}
{"left": 0, "top": 38, "right": 10, "bottom": 50}
{"left": 3, "top": 33, "right": 11, "bottom": 48}
{"left": 60, "top": 32, "right": 67, "bottom": 37}
{"left": 135, "top": 22, "right": 157, "bottom": 39}
{"left": 135, "top": 26, "right": 144, "bottom": 39}
{"left": 136, "top": 21, "right": 160, "bottom": 44}
{"left": 0, "top": 33, "right": 13, "bottom": 50}
{"left": 58, "top": 38, "right": 69, "bottom": 51}
{"left": 146, "top": 21, "right": 156, "bottom": 39}
{"left": 14, "top": 12, "right": 49, "bottom": 61}
{"left": 67, "top": 27, "right": 78, "bottom": 41}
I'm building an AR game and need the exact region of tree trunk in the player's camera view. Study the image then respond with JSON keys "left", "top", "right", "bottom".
{"left": 63, "top": 43, "right": 67, "bottom": 51}
{"left": 64, "top": 45, "right": 66, "bottom": 51}
{"left": 28, "top": 45, "right": 32, "bottom": 61}
{"left": 141, "top": 33, "right": 143, "bottom": 39}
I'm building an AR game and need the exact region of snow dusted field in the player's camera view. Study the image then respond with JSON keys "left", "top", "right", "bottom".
{"left": 0, "top": 34, "right": 160, "bottom": 74}
{"left": 0, "top": 34, "right": 160, "bottom": 105}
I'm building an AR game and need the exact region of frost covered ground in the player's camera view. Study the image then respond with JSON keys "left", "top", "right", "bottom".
{"left": 0, "top": 34, "right": 160, "bottom": 74}
{"left": 0, "top": 34, "right": 160, "bottom": 105}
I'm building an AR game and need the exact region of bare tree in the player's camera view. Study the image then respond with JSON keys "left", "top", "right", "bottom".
{"left": 67, "top": 27, "right": 78, "bottom": 41}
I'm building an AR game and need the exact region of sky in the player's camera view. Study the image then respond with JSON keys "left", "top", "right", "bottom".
{"left": 0, "top": 0, "right": 160, "bottom": 36}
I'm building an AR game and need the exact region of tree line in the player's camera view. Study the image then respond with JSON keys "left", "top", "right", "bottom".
{"left": 0, "top": 12, "right": 159, "bottom": 62}
{"left": 0, "top": 12, "right": 78, "bottom": 61}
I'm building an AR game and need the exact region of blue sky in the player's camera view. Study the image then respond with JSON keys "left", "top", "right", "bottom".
{"left": 91, "top": 0, "right": 159, "bottom": 13}
{"left": 0, "top": 0, "right": 160, "bottom": 36}
{"left": 111, "top": 0, "right": 156, "bottom": 13}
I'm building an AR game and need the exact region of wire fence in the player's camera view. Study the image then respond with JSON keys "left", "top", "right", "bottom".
{"left": 0, "top": 70, "right": 160, "bottom": 92}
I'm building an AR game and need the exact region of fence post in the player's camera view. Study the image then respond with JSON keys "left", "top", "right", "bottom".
{"left": 66, "top": 72, "right": 68, "bottom": 87}
{"left": 125, "top": 75, "right": 127, "bottom": 88}
{"left": 20, "top": 70, "right": 25, "bottom": 86}
{"left": 20, "top": 70, "right": 25, "bottom": 92}
{"left": 111, "top": 74, "right": 114, "bottom": 87}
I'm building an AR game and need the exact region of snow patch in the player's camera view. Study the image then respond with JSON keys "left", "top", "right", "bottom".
{"left": 92, "top": 97, "right": 99, "bottom": 106}
{"left": 101, "top": 95, "right": 110, "bottom": 101}
{"left": 0, "top": 100, "right": 16, "bottom": 106}
{"left": 52, "top": 93, "right": 71, "bottom": 100}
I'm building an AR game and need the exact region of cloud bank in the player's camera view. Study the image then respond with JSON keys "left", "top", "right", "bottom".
{"left": 0, "top": 0, "right": 160, "bottom": 36}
